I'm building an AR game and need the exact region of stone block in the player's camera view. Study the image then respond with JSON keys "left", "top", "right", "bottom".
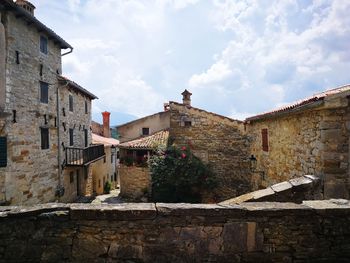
{"left": 321, "top": 129, "right": 342, "bottom": 142}
{"left": 271, "top": 181, "right": 292, "bottom": 193}
{"left": 289, "top": 177, "right": 312, "bottom": 187}
{"left": 323, "top": 181, "right": 349, "bottom": 199}
{"left": 223, "top": 222, "right": 247, "bottom": 253}
{"left": 70, "top": 203, "right": 157, "bottom": 220}
{"left": 252, "top": 187, "right": 275, "bottom": 200}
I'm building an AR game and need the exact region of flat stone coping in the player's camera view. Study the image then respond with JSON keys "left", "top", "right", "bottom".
{"left": 0, "top": 199, "right": 349, "bottom": 220}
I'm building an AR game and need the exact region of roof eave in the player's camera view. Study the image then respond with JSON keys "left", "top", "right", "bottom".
{"left": 2, "top": 0, "right": 72, "bottom": 49}
{"left": 245, "top": 99, "right": 324, "bottom": 123}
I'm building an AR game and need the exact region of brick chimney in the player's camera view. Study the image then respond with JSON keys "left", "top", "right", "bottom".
{"left": 16, "top": 0, "right": 36, "bottom": 16}
{"left": 181, "top": 89, "right": 192, "bottom": 106}
{"left": 102, "top": 111, "right": 111, "bottom": 138}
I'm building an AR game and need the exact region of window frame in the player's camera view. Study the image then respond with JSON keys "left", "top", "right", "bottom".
{"left": 40, "top": 35, "right": 48, "bottom": 55}
{"left": 142, "top": 127, "right": 149, "bottom": 136}
{"left": 0, "top": 137, "right": 7, "bottom": 167}
{"left": 69, "top": 94, "right": 74, "bottom": 112}
{"left": 40, "top": 81, "right": 49, "bottom": 104}
{"left": 69, "top": 128, "right": 74, "bottom": 146}
{"left": 40, "top": 127, "right": 49, "bottom": 150}
{"left": 261, "top": 128, "right": 269, "bottom": 152}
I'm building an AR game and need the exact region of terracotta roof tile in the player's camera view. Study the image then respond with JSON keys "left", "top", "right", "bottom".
{"left": 246, "top": 84, "right": 350, "bottom": 122}
{"left": 119, "top": 130, "right": 169, "bottom": 150}
{"left": 92, "top": 133, "right": 119, "bottom": 146}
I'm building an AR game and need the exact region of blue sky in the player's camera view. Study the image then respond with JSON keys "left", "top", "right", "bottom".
{"left": 30, "top": 0, "right": 350, "bottom": 125}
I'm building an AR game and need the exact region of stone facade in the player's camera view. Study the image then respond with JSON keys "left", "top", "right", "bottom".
{"left": 117, "top": 111, "right": 170, "bottom": 143}
{"left": 246, "top": 90, "right": 350, "bottom": 199}
{"left": 119, "top": 166, "right": 150, "bottom": 200}
{"left": 0, "top": 200, "right": 350, "bottom": 262}
{"left": 169, "top": 102, "right": 252, "bottom": 201}
{"left": 0, "top": 2, "right": 98, "bottom": 205}
{"left": 91, "top": 147, "right": 117, "bottom": 195}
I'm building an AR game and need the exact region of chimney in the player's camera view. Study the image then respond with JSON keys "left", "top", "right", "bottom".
{"left": 102, "top": 111, "right": 111, "bottom": 138}
{"left": 181, "top": 89, "right": 192, "bottom": 106}
{"left": 16, "top": 0, "right": 36, "bottom": 16}
{"left": 163, "top": 103, "right": 170, "bottom": 111}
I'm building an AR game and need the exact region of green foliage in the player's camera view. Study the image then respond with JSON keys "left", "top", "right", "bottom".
{"left": 104, "top": 181, "right": 112, "bottom": 194}
{"left": 150, "top": 144, "right": 217, "bottom": 203}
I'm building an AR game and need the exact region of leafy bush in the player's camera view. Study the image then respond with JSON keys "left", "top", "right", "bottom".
{"left": 150, "top": 144, "right": 217, "bottom": 203}
{"left": 104, "top": 181, "right": 112, "bottom": 194}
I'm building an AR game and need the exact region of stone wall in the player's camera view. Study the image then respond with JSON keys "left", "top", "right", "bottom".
{"left": 91, "top": 147, "right": 116, "bottom": 195}
{"left": 0, "top": 200, "right": 350, "bottom": 262}
{"left": 119, "top": 166, "right": 150, "bottom": 200}
{"left": 117, "top": 111, "right": 170, "bottom": 143}
{"left": 0, "top": 11, "right": 62, "bottom": 204}
{"left": 169, "top": 102, "right": 251, "bottom": 201}
{"left": 246, "top": 95, "right": 350, "bottom": 199}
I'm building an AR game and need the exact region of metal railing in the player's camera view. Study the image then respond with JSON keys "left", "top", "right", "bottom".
{"left": 65, "top": 144, "right": 105, "bottom": 166}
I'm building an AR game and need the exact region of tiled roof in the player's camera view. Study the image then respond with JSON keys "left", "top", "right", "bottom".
{"left": 246, "top": 84, "right": 350, "bottom": 122}
{"left": 58, "top": 75, "right": 98, "bottom": 100}
{"left": 92, "top": 133, "right": 119, "bottom": 146}
{"left": 119, "top": 130, "right": 169, "bottom": 150}
{"left": 169, "top": 101, "right": 242, "bottom": 123}
{"left": 2, "top": 0, "right": 72, "bottom": 49}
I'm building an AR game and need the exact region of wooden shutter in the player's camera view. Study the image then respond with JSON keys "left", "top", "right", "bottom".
{"left": 0, "top": 137, "right": 7, "bottom": 167}
{"left": 69, "top": 95, "right": 73, "bottom": 112}
{"left": 262, "top": 128, "right": 269, "bottom": 152}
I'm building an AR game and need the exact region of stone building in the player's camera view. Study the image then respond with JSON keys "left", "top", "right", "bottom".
{"left": 117, "top": 91, "right": 251, "bottom": 201}
{"left": 91, "top": 112, "right": 119, "bottom": 195}
{"left": 245, "top": 85, "right": 350, "bottom": 199}
{"left": 0, "top": 0, "right": 103, "bottom": 205}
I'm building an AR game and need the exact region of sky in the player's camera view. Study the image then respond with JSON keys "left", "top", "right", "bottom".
{"left": 30, "top": 0, "right": 350, "bottom": 125}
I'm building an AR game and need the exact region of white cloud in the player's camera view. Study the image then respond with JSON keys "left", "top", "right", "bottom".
{"left": 189, "top": 61, "right": 232, "bottom": 87}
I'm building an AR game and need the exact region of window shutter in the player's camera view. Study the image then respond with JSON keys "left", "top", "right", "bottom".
{"left": 0, "top": 137, "right": 7, "bottom": 167}
{"left": 41, "top": 128, "right": 49, "bottom": 149}
{"left": 261, "top": 129, "right": 269, "bottom": 152}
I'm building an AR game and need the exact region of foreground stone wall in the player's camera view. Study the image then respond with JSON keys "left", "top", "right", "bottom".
{"left": 169, "top": 102, "right": 251, "bottom": 201}
{"left": 0, "top": 200, "right": 350, "bottom": 262}
{"left": 119, "top": 166, "right": 150, "bottom": 200}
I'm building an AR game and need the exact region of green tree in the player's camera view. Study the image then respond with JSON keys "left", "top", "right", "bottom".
{"left": 150, "top": 144, "right": 217, "bottom": 203}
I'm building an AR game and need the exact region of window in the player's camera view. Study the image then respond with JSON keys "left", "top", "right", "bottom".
{"left": 103, "top": 156, "right": 106, "bottom": 163}
{"left": 98, "top": 179, "right": 101, "bottom": 188}
{"left": 142, "top": 127, "right": 149, "bottom": 136}
{"left": 40, "top": 82, "right": 48, "bottom": 103}
{"left": 184, "top": 121, "right": 192, "bottom": 127}
{"left": 111, "top": 153, "right": 114, "bottom": 163}
{"left": 0, "top": 137, "right": 7, "bottom": 167}
{"left": 40, "top": 35, "right": 48, "bottom": 54}
{"left": 85, "top": 101, "right": 88, "bottom": 114}
{"left": 69, "top": 128, "right": 74, "bottom": 146}
{"left": 69, "top": 95, "right": 73, "bottom": 112}
{"left": 84, "top": 129, "right": 88, "bottom": 147}
{"left": 262, "top": 128, "right": 269, "bottom": 152}
{"left": 40, "top": 128, "right": 49, "bottom": 149}
{"left": 70, "top": 171, "right": 74, "bottom": 183}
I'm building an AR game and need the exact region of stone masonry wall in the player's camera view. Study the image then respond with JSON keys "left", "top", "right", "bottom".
{"left": 0, "top": 200, "right": 350, "bottom": 262}
{"left": 59, "top": 85, "right": 92, "bottom": 202}
{"left": 91, "top": 147, "right": 115, "bottom": 195}
{"left": 169, "top": 103, "right": 251, "bottom": 201}
{"left": 247, "top": 108, "right": 323, "bottom": 188}
{"left": 119, "top": 166, "right": 150, "bottom": 200}
{"left": 0, "top": 11, "right": 62, "bottom": 204}
{"left": 247, "top": 95, "right": 350, "bottom": 199}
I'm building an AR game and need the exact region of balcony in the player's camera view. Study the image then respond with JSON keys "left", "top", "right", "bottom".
{"left": 65, "top": 144, "right": 105, "bottom": 167}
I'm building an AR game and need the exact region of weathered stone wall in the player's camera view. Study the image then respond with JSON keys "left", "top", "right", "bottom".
{"left": 0, "top": 200, "right": 350, "bottom": 262}
{"left": 119, "top": 166, "right": 150, "bottom": 200}
{"left": 59, "top": 85, "right": 92, "bottom": 202}
{"left": 247, "top": 95, "right": 350, "bottom": 199}
{"left": 117, "top": 111, "right": 170, "bottom": 142}
{"left": 0, "top": 11, "right": 62, "bottom": 204}
{"left": 169, "top": 103, "right": 251, "bottom": 201}
{"left": 0, "top": 12, "right": 6, "bottom": 111}
{"left": 91, "top": 147, "right": 115, "bottom": 195}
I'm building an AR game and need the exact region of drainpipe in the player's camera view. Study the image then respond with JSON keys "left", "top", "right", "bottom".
{"left": 56, "top": 80, "right": 70, "bottom": 198}
{"left": 61, "top": 47, "right": 73, "bottom": 57}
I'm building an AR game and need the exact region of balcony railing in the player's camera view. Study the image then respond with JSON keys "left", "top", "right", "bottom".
{"left": 65, "top": 144, "right": 105, "bottom": 167}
